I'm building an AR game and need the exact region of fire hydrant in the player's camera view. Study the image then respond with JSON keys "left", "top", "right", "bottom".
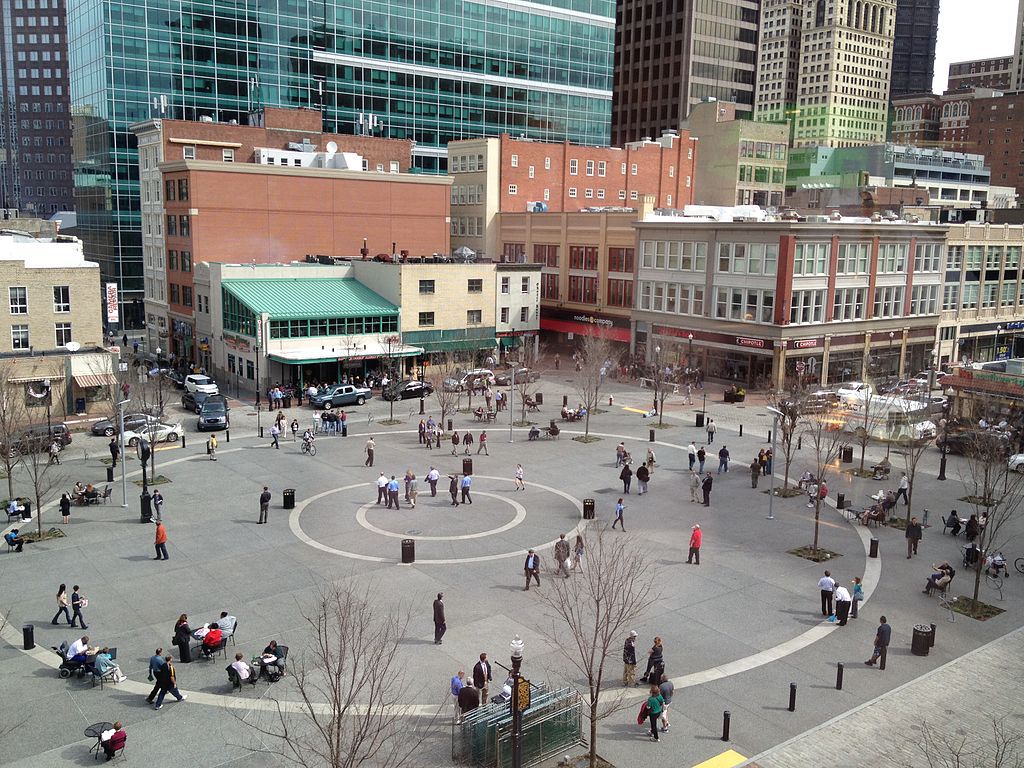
{"left": 608, "top": 395, "right": 614, "bottom": 406}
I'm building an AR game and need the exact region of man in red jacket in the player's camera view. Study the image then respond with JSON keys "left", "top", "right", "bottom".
{"left": 687, "top": 524, "right": 702, "bottom": 565}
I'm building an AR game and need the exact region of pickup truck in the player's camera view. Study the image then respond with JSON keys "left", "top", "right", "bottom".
{"left": 309, "top": 384, "right": 372, "bottom": 408}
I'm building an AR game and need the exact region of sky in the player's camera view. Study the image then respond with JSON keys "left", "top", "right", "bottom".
{"left": 933, "top": 0, "right": 1019, "bottom": 92}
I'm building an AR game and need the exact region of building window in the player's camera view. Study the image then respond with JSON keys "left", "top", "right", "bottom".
{"left": 543, "top": 188, "right": 550, "bottom": 201}
{"left": 510, "top": 154, "right": 519, "bottom": 168}
{"left": 54, "top": 322, "right": 72, "bottom": 346}
{"left": 878, "top": 243, "right": 909, "bottom": 273}
{"left": 608, "top": 247, "right": 635, "bottom": 273}
{"left": 793, "top": 242, "right": 830, "bottom": 276}
{"left": 466, "top": 309, "right": 482, "bottom": 325}
{"left": 836, "top": 242, "right": 870, "bottom": 274}
{"left": 166, "top": 216, "right": 176, "bottom": 237}
{"left": 501, "top": 276, "right": 510, "bottom": 294}
{"left": 181, "top": 251, "right": 192, "bottom": 272}
{"left": 832, "top": 287, "right": 866, "bottom": 321}
{"left": 177, "top": 179, "right": 189, "bottom": 200}
{"left": 9, "top": 287, "right": 27, "bottom": 314}
{"left": 508, "top": 184, "right": 517, "bottom": 195}
{"left": 227, "top": 354, "right": 235, "bottom": 374}
{"left": 533, "top": 244, "right": 558, "bottom": 267}
{"left": 52, "top": 285, "right": 70, "bottom": 312}
{"left": 586, "top": 159, "right": 595, "bottom": 176}
{"left": 419, "top": 280, "right": 435, "bottom": 294}
{"left": 169, "top": 284, "right": 180, "bottom": 304}
{"left": 598, "top": 161, "right": 606, "bottom": 177}
{"left": 165, "top": 180, "right": 175, "bottom": 201}
{"left": 179, "top": 216, "right": 191, "bottom": 237}
{"left": 568, "top": 275, "right": 599, "bottom": 303}
{"left": 222, "top": 149, "right": 234, "bottom": 162}
{"left": 467, "top": 278, "right": 483, "bottom": 293}
{"left": 631, "top": 164, "right": 638, "bottom": 175}
{"left": 11, "top": 324, "right": 29, "bottom": 349}
{"left": 528, "top": 165, "right": 535, "bottom": 179}
{"left": 871, "top": 285, "right": 906, "bottom": 318}
{"left": 544, "top": 156, "right": 551, "bottom": 170}
{"left": 789, "top": 289, "right": 826, "bottom": 324}
{"left": 168, "top": 250, "right": 178, "bottom": 270}
{"left": 630, "top": 190, "right": 638, "bottom": 200}
{"left": 500, "top": 307, "right": 509, "bottom": 323}
{"left": 569, "top": 159, "right": 578, "bottom": 175}
{"left": 418, "top": 312, "right": 435, "bottom": 326}
{"left": 521, "top": 276, "right": 530, "bottom": 293}
{"left": 183, "top": 146, "right": 196, "bottom": 160}
{"left": 568, "top": 187, "right": 577, "bottom": 198}
{"left": 606, "top": 278, "right": 634, "bottom": 307}
{"left": 569, "top": 246, "right": 599, "bottom": 270}
{"left": 584, "top": 188, "right": 593, "bottom": 198}
{"left": 246, "top": 360, "right": 254, "bottom": 380}
{"left": 520, "top": 307, "right": 528, "bottom": 323}
{"left": 390, "top": 161, "right": 399, "bottom": 173}
{"left": 541, "top": 273, "right": 559, "bottom": 300}
{"left": 182, "top": 287, "right": 193, "bottom": 307}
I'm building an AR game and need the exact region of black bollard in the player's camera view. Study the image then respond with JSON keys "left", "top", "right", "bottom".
{"left": 259, "top": 426, "right": 264, "bottom": 438}
{"left": 180, "top": 434, "right": 186, "bottom": 449}
{"left": 721, "top": 711, "right": 731, "bottom": 741}
{"left": 562, "top": 394, "right": 568, "bottom": 407}
{"left": 225, "top": 430, "right": 230, "bottom": 443}
{"left": 447, "top": 419, "right": 453, "bottom": 432}
{"left": 869, "top": 537, "right": 879, "bottom": 558}
{"left": 649, "top": 429, "right": 655, "bottom": 442}
{"left": 788, "top": 683, "right": 797, "bottom": 712}
{"left": 938, "top": 451, "right": 947, "bottom": 481}
{"left": 929, "top": 623, "right": 936, "bottom": 648}
{"left": 419, "top": 398, "right": 425, "bottom": 415}
{"left": 836, "top": 662, "right": 844, "bottom": 690}
{"left": 879, "top": 646, "right": 887, "bottom": 670}
{"left": 739, "top": 423, "right": 743, "bottom": 437}
{"left": 797, "top": 435, "right": 802, "bottom": 450}
{"left": 768, "top": 429, "right": 772, "bottom": 443}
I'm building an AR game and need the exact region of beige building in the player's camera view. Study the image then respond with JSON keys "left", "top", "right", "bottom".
{"left": 684, "top": 100, "right": 789, "bottom": 207}
{"left": 495, "top": 262, "right": 543, "bottom": 358}
{"left": 1, "top": 232, "right": 102, "bottom": 355}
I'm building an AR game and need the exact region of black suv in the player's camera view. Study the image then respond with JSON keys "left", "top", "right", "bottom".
{"left": 197, "top": 396, "right": 230, "bottom": 431}
{"left": 2, "top": 423, "right": 72, "bottom": 458}
{"left": 182, "top": 391, "right": 215, "bottom": 414}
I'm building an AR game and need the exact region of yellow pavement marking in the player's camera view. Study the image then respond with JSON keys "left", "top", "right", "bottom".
{"left": 692, "top": 749, "right": 747, "bottom": 768}
{"left": 622, "top": 406, "right": 648, "bottom": 414}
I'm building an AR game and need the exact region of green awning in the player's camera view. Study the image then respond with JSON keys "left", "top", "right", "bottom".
{"left": 221, "top": 278, "right": 397, "bottom": 321}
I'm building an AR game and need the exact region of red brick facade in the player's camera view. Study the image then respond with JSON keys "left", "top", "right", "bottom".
{"left": 964, "top": 91, "right": 1024, "bottom": 198}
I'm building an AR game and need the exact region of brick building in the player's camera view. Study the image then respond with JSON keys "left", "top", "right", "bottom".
{"left": 946, "top": 57, "right": 1014, "bottom": 92}
{"left": 448, "top": 132, "right": 697, "bottom": 261}
{"left": 890, "top": 94, "right": 941, "bottom": 146}
{"left": 131, "top": 108, "right": 451, "bottom": 366}
{"left": 964, "top": 90, "right": 1024, "bottom": 200}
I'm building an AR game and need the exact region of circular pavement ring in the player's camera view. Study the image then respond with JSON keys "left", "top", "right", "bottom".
{"left": 354, "top": 492, "right": 527, "bottom": 540}
{"left": 290, "top": 476, "right": 586, "bottom": 564}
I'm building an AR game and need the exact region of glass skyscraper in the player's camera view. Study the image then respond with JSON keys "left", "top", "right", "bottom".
{"left": 68, "top": 0, "right": 613, "bottom": 325}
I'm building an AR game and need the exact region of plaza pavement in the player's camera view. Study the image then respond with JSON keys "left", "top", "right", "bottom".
{"left": 0, "top": 374, "right": 1021, "bottom": 767}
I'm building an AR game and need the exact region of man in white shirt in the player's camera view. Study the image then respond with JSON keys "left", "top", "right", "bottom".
{"left": 230, "top": 652, "right": 251, "bottom": 681}
{"left": 376, "top": 472, "right": 388, "bottom": 505}
{"left": 426, "top": 467, "right": 440, "bottom": 497}
{"left": 817, "top": 571, "right": 836, "bottom": 617}
{"left": 687, "top": 443, "right": 697, "bottom": 471}
{"left": 217, "top": 612, "right": 237, "bottom": 637}
{"left": 833, "top": 583, "right": 852, "bottom": 626}
{"left": 67, "top": 635, "right": 91, "bottom": 661}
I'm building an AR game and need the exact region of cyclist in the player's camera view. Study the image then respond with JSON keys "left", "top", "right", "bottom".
{"left": 302, "top": 429, "right": 315, "bottom": 452}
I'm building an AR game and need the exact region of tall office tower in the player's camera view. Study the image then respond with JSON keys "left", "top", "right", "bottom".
{"left": 754, "top": 0, "right": 805, "bottom": 126}
{"left": 611, "top": 0, "right": 760, "bottom": 147}
{"left": 1014, "top": 0, "right": 1024, "bottom": 90}
{"left": 889, "top": 0, "right": 939, "bottom": 98}
{"left": 0, "top": 0, "right": 74, "bottom": 216}
{"left": 69, "top": 0, "right": 614, "bottom": 328}
{"left": 790, "top": 0, "right": 896, "bottom": 148}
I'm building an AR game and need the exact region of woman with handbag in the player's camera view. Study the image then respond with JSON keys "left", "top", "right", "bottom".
{"left": 173, "top": 614, "right": 193, "bottom": 663}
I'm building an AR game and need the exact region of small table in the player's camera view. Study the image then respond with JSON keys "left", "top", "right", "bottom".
{"left": 84, "top": 722, "right": 113, "bottom": 760}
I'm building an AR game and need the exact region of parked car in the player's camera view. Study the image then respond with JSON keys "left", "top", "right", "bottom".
{"left": 442, "top": 368, "right": 494, "bottom": 392}
{"left": 781, "top": 390, "right": 839, "bottom": 414}
{"left": 382, "top": 380, "right": 434, "bottom": 401}
{"left": 184, "top": 374, "right": 219, "bottom": 395}
{"left": 91, "top": 413, "right": 159, "bottom": 437}
{"left": 164, "top": 370, "right": 186, "bottom": 389}
{"left": 122, "top": 421, "right": 183, "bottom": 448}
{"left": 1008, "top": 453, "right": 1024, "bottom": 473}
{"left": 2, "top": 423, "right": 72, "bottom": 459}
{"left": 309, "top": 384, "right": 371, "bottom": 408}
{"left": 494, "top": 368, "right": 540, "bottom": 386}
{"left": 197, "top": 396, "right": 230, "bottom": 431}
{"left": 182, "top": 391, "right": 215, "bottom": 414}
{"left": 936, "top": 429, "right": 1011, "bottom": 456}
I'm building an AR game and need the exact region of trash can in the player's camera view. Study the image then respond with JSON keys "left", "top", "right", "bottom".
{"left": 283, "top": 488, "right": 296, "bottom": 510}
{"left": 649, "top": 429, "right": 656, "bottom": 442}
{"left": 911, "top": 623, "right": 933, "bottom": 656}
{"left": 696, "top": 411, "right": 705, "bottom": 428}
{"left": 841, "top": 446, "right": 854, "bottom": 463}
{"left": 562, "top": 395, "right": 569, "bottom": 407}
{"left": 401, "top": 538, "right": 415, "bottom": 564}
{"left": 836, "top": 493, "right": 845, "bottom": 510}
{"left": 869, "top": 537, "right": 879, "bottom": 558}
{"left": 462, "top": 458, "right": 473, "bottom": 476}
{"left": 535, "top": 393, "right": 543, "bottom": 406}
{"left": 283, "top": 395, "right": 292, "bottom": 408}
{"left": 107, "top": 466, "right": 115, "bottom": 483}
{"left": 583, "top": 499, "right": 596, "bottom": 519}
{"left": 22, "top": 623, "right": 34, "bottom": 650}
{"left": 21, "top": 500, "right": 31, "bottom": 520}
{"left": 140, "top": 492, "right": 152, "bottom": 523}
{"left": 74, "top": 397, "right": 87, "bottom": 414}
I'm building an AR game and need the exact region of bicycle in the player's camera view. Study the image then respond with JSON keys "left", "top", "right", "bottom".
{"left": 300, "top": 441, "right": 317, "bottom": 457}
{"left": 1016, "top": 557, "right": 1024, "bottom": 575}
{"left": 936, "top": 590, "right": 957, "bottom": 622}
{"left": 985, "top": 569, "right": 1004, "bottom": 601}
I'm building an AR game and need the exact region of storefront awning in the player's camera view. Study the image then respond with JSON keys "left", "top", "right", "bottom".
{"left": 268, "top": 342, "right": 424, "bottom": 366}
{"left": 417, "top": 337, "right": 498, "bottom": 353}
{"left": 73, "top": 374, "right": 116, "bottom": 389}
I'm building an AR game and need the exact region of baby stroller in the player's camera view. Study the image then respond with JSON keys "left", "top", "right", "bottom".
{"left": 52, "top": 641, "right": 92, "bottom": 679}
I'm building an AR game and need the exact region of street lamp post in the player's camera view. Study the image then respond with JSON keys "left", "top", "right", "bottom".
{"left": 687, "top": 332, "right": 694, "bottom": 370}
{"left": 255, "top": 343, "right": 262, "bottom": 435}
{"left": 509, "top": 328, "right": 516, "bottom": 444}
{"left": 996, "top": 324, "right": 1003, "bottom": 360}
{"left": 888, "top": 331, "right": 895, "bottom": 377}
{"left": 41, "top": 378, "right": 52, "bottom": 436}
{"left": 510, "top": 634, "right": 525, "bottom": 768}
{"left": 766, "top": 406, "right": 782, "bottom": 520}
{"left": 116, "top": 398, "right": 130, "bottom": 507}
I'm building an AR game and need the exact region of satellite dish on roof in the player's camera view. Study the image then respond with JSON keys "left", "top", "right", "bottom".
{"left": 326, "top": 141, "right": 338, "bottom": 154}
{"left": 65, "top": 341, "right": 81, "bottom": 352}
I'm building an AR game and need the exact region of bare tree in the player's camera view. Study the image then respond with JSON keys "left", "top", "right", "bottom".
{"left": 765, "top": 391, "right": 802, "bottom": 492}
{"left": 800, "top": 409, "right": 848, "bottom": 555}
{"left": 572, "top": 332, "right": 615, "bottom": 441}
{"left": 902, "top": 717, "right": 1024, "bottom": 768}
{"left": 0, "top": 363, "right": 24, "bottom": 499}
{"left": 538, "top": 530, "right": 659, "bottom": 768}
{"left": 20, "top": 381, "right": 69, "bottom": 537}
{"left": 244, "top": 581, "right": 437, "bottom": 768}
{"left": 514, "top": 374, "right": 539, "bottom": 426}
{"left": 426, "top": 353, "right": 460, "bottom": 429}
{"left": 648, "top": 350, "right": 672, "bottom": 427}
{"left": 846, "top": 388, "right": 889, "bottom": 475}
{"left": 895, "top": 432, "right": 931, "bottom": 526}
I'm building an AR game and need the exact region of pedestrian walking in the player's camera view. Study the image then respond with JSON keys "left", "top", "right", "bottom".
{"left": 620, "top": 463, "right": 633, "bottom": 494}
{"left": 207, "top": 433, "right": 218, "bottom": 460}
{"left": 864, "top": 616, "right": 891, "bottom": 666}
{"left": 404, "top": 469, "right": 414, "bottom": 501}
{"left": 145, "top": 649, "right": 167, "bottom": 704}
{"left": 689, "top": 471, "right": 701, "bottom": 503}
{"left": 448, "top": 474, "right": 460, "bottom": 506}
{"left": 462, "top": 431, "right": 474, "bottom": 455}
{"left": 612, "top": 498, "right": 626, "bottom": 531}
{"left": 717, "top": 445, "right": 730, "bottom": 474}
{"left": 636, "top": 462, "right": 650, "bottom": 495}
{"left": 290, "top": 418, "right": 299, "bottom": 441}
{"left": 523, "top": 549, "right": 541, "bottom": 590}
{"left": 706, "top": 419, "right": 716, "bottom": 444}
{"left": 409, "top": 474, "right": 419, "bottom": 508}
{"left": 514, "top": 463, "right": 525, "bottom": 491}
{"left": 435, "top": 426, "right": 442, "bottom": 449}
{"left": 451, "top": 431, "right": 461, "bottom": 455}
{"left": 477, "top": 430, "right": 488, "bottom": 455}
{"left": 153, "top": 521, "right": 169, "bottom": 560}
{"left": 686, "top": 442, "right": 697, "bottom": 470}
{"left": 51, "top": 583, "right": 72, "bottom": 625}
{"left": 418, "top": 420, "right": 427, "bottom": 445}
{"left": 834, "top": 581, "right": 852, "bottom": 626}
{"left": 427, "top": 467, "right": 440, "bottom": 496}
{"left": 765, "top": 448, "right": 773, "bottom": 475}
{"left": 701, "top": 473, "right": 713, "bottom": 506}
{"left": 818, "top": 570, "right": 836, "bottom": 617}
{"left": 896, "top": 472, "right": 909, "bottom": 505}
{"left": 851, "top": 577, "right": 864, "bottom": 618}
{"left": 153, "top": 654, "right": 187, "bottom": 709}
{"left": 460, "top": 473, "right": 473, "bottom": 504}
{"left": 258, "top": 486, "right": 271, "bottom": 524}
{"left": 433, "top": 592, "right": 446, "bottom": 645}
{"left": 270, "top": 424, "right": 280, "bottom": 449}
{"left": 686, "top": 524, "right": 702, "bottom": 564}
{"left": 70, "top": 584, "right": 88, "bottom": 628}
{"left": 623, "top": 630, "right": 638, "bottom": 686}
{"left": 750, "top": 458, "right": 760, "bottom": 488}
{"left": 387, "top": 476, "right": 401, "bottom": 509}
{"left": 555, "top": 353, "right": 561, "bottom": 370}
{"left": 364, "top": 437, "right": 375, "bottom": 466}
{"left": 554, "top": 534, "right": 571, "bottom": 577}
{"left": 697, "top": 446, "right": 706, "bottom": 473}
{"left": 376, "top": 472, "right": 388, "bottom": 504}
{"left": 60, "top": 492, "right": 71, "bottom": 524}
{"left": 645, "top": 685, "right": 665, "bottom": 741}
{"left": 658, "top": 674, "right": 674, "bottom": 732}
{"left": 571, "top": 533, "right": 585, "bottom": 572}
{"left": 473, "top": 653, "right": 493, "bottom": 705}
{"left": 108, "top": 437, "right": 120, "bottom": 467}
{"left": 152, "top": 489, "right": 164, "bottom": 521}
{"left": 339, "top": 409, "right": 348, "bottom": 437}
{"left": 906, "top": 516, "right": 922, "bottom": 559}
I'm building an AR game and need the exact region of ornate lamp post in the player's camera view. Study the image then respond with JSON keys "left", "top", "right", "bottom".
{"left": 888, "top": 331, "right": 895, "bottom": 376}
{"left": 41, "top": 378, "right": 52, "bottom": 435}
{"left": 509, "top": 634, "right": 527, "bottom": 768}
